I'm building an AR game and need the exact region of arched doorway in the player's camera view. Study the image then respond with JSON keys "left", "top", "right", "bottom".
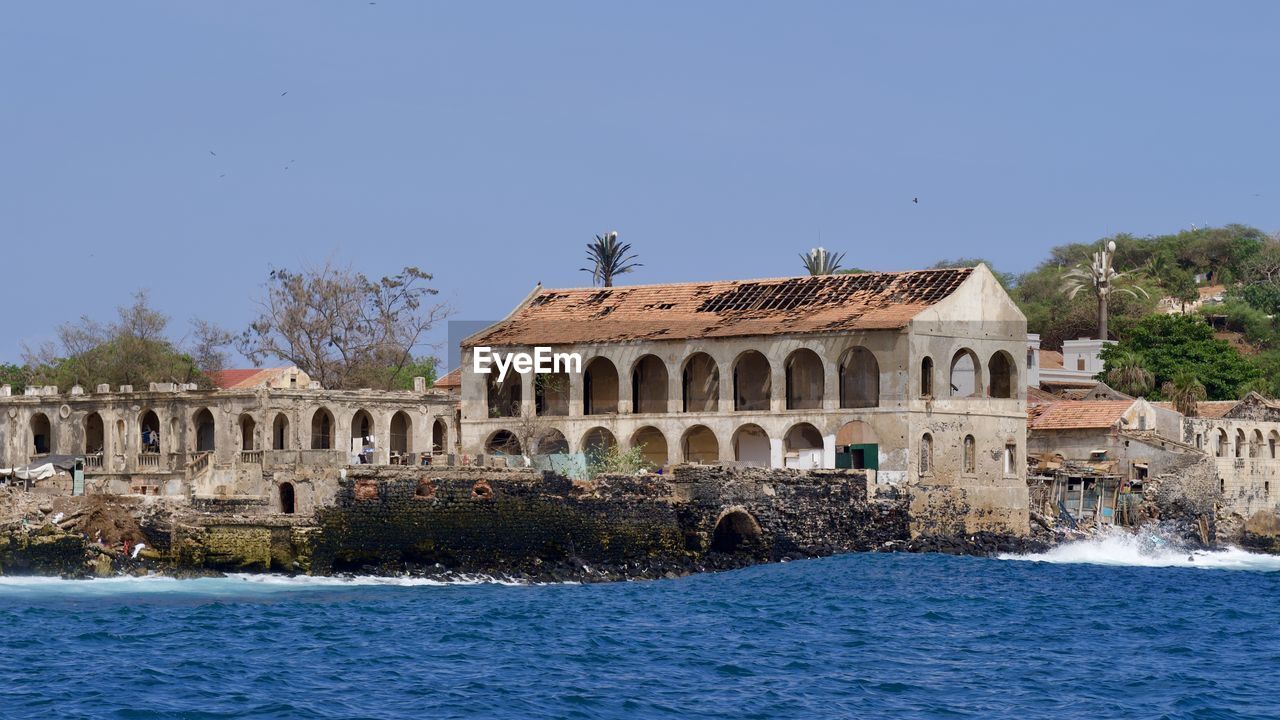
{"left": 272, "top": 413, "right": 290, "bottom": 450}
{"left": 351, "top": 409, "right": 374, "bottom": 460}
{"left": 29, "top": 413, "right": 52, "bottom": 456}
{"left": 785, "top": 349, "right": 824, "bottom": 410}
{"left": 193, "top": 409, "right": 215, "bottom": 452}
{"left": 584, "top": 357, "right": 619, "bottom": 414}
{"left": 536, "top": 428, "right": 570, "bottom": 455}
{"left": 681, "top": 352, "right": 719, "bottom": 412}
{"left": 279, "top": 482, "right": 295, "bottom": 514}
{"left": 732, "top": 351, "right": 771, "bottom": 411}
{"left": 485, "top": 429, "right": 521, "bottom": 456}
{"left": 84, "top": 412, "right": 105, "bottom": 455}
{"left": 139, "top": 409, "right": 160, "bottom": 453}
{"left": 682, "top": 425, "right": 719, "bottom": 464}
{"left": 581, "top": 427, "right": 617, "bottom": 457}
{"left": 784, "top": 422, "right": 823, "bottom": 469}
{"left": 732, "top": 424, "right": 770, "bottom": 467}
{"left": 710, "top": 509, "right": 763, "bottom": 554}
{"left": 839, "top": 347, "right": 880, "bottom": 408}
{"left": 239, "top": 414, "right": 256, "bottom": 451}
{"left": 390, "top": 411, "right": 412, "bottom": 459}
{"left": 431, "top": 418, "right": 447, "bottom": 454}
{"left": 835, "top": 420, "right": 879, "bottom": 470}
{"left": 631, "top": 426, "right": 668, "bottom": 467}
{"left": 631, "top": 355, "right": 669, "bottom": 414}
{"left": 311, "top": 408, "right": 335, "bottom": 450}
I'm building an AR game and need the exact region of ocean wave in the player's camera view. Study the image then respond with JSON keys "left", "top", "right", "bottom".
{"left": 1000, "top": 529, "right": 1280, "bottom": 572}
{"left": 0, "top": 572, "right": 537, "bottom": 596}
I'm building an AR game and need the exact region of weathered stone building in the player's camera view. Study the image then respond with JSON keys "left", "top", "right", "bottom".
{"left": 1182, "top": 393, "right": 1280, "bottom": 520}
{"left": 0, "top": 379, "right": 458, "bottom": 514}
{"left": 459, "top": 266, "right": 1030, "bottom": 535}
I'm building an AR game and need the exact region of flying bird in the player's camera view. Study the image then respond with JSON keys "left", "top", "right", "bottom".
{"left": 913, "top": 197, "right": 918, "bottom": 204}
{"left": 209, "top": 151, "right": 217, "bottom": 157}
{"left": 280, "top": 91, "right": 288, "bottom": 96}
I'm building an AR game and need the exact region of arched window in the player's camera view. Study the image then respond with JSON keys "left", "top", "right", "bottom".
{"left": 631, "top": 355, "right": 669, "bottom": 414}
{"left": 784, "top": 423, "right": 823, "bottom": 469}
{"left": 351, "top": 410, "right": 375, "bottom": 453}
{"left": 1270, "top": 431, "right": 1279, "bottom": 460}
{"left": 535, "top": 372, "right": 570, "bottom": 416}
{"left": 1235, "top": 429, "right": 1246, "bottom": 458}
{"left": 487, "top": 372, "right": 522, "bottom": 418}
{"left": 1251, "top": 429, "right": 1264, "bottom": 458}
{"left": 988, "top": 351, "right": 1016, "bottom": 399}
{"left": 584, "top": 358, "right": 619, "bottom": 415}
{"left": 838, "top": 347, "right": 879, "bottom": 408}
{"left": 949, "top": 350, "right": 980, "bottom": 398}
{"left": 919, "top": 433, "right": 933, "bottom": 475}
{"left": 920, "top": 356, "right": 934, "bottom": 398}
{"left": 785, "top": 349, "right": 824, "bottom": 410}
{"left": 681, "top": 353, "right": 719, "bottom": 412}
{"left": 963, "top": 435, "right": 976, "bottom": 474}
{"left": 1215, "top": 429, "right": 1228, "bottom": 458}
{"left": 732, "top": 351, "right": 771, "bottom": 412}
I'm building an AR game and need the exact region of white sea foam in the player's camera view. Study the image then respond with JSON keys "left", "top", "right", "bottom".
{"left": 1001, "top": 529, "right": 1280, "bottom": 572}
{"left": 0, "top": 572, "right": 535, "bottom": 596}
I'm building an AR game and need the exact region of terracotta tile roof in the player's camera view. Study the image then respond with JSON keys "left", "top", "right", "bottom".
{"left": 1151, "top": 400, "right": 1236, "bottom": 418}
{"left": 433, "top": 368, "right": 461, "bottom": 389}
{"left": 1027, "top": 386, "right": 1060, "bottom": 406}
{"left": 1039, "top": 349, "right": 1064, "bottom": 369}
{"left": 209, "top": 368, "right": 272, "bottom": 390}
{"left": 1028, "top": 401, "right": 1136, "bottom": 430}
{"left": 466, "top": 269, "right": 974, "bottom": 346}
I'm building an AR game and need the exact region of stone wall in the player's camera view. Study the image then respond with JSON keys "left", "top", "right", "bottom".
{"left": 301, "top": 465, "right": 902, "bottom": 576}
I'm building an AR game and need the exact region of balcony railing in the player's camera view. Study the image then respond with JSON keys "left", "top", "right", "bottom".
{"left": 84, "top": 454, "right": 104, "bottom": 470}
{"left": 137, "top": 453, "right": 161, "bottom": 469}
{"left": 186, "top": 451, "right": 211, "bottom": 477}
{"left": 240, "top": 450, "right": 264, "bottom": 464}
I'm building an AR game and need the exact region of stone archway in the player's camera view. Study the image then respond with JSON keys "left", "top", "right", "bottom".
{"left": 710, "top": 508, "right": 764, "bottom": 555}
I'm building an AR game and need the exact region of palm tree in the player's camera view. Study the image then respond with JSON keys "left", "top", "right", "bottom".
{"left": 1062, "top": 239, "right": 1149, "bottom": 340}
{"left": 580, "top": 231, "right": 641, "bottom": 287}
{"left": 800, "top": 247, "right": 845, "bottom": 275}
{"left": 1163, "top": 371, "right": 1207, "bottom": 417}
{"left": 1105, "top": 349, "right": 1154, "bottom": 397}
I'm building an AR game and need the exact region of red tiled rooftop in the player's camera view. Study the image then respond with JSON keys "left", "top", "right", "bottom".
{"left": 1028, "top": 400, "right": 1136, "bottom": 430}
{"left": 209, "top": 368, "right": 272, "bottom": 390}
{"left": 465, "top": 269, "right": 975, "bottom": 347}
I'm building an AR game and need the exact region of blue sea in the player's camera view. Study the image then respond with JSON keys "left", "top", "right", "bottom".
{"left": 2, "top": 534, "right": 1279, "bottom": 720}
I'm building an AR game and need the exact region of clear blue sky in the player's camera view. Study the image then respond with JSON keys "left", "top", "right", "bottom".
{"left": 3, "top": 2, "right": 1278, "bottom": 366}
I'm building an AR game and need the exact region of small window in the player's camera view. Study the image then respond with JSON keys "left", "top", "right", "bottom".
{"left": 1076, "top": 357, "right": 1085, "bottom": 371}
{"left": 963, "top": 435, "right": 976, "bottom": 474}
{"left": 920, "top": 357, "right": 934, "bottom": 398}
{"left": 1004, "top": 443, "right": 1017, "bottom": 476}
{"left": 920, "top": 433, "right": 934, "bottom": 475}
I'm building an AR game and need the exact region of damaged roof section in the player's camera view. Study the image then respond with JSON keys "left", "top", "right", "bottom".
{"left": 466, "top": 269, "right": 973, "bottom": 346}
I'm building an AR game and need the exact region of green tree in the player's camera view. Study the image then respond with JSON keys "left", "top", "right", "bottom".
{"left": 1104, "top": 348, "right": 1154, "bottom": 397}
{"left": 581, "top": 231, "right": 641, "bottom": 287}
{"left": 800, "top": 247, "right": 845, "bottom": 275}
{"left": 1162, "top": 370, "right": 1208, "bottom": 416}
{"left": 1100, "top": 314, "right": 1261, "bottom": 401}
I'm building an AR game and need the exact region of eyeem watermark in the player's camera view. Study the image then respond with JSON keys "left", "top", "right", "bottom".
{"left": 472, "top": 347, "right": 582, "bottom": 382}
